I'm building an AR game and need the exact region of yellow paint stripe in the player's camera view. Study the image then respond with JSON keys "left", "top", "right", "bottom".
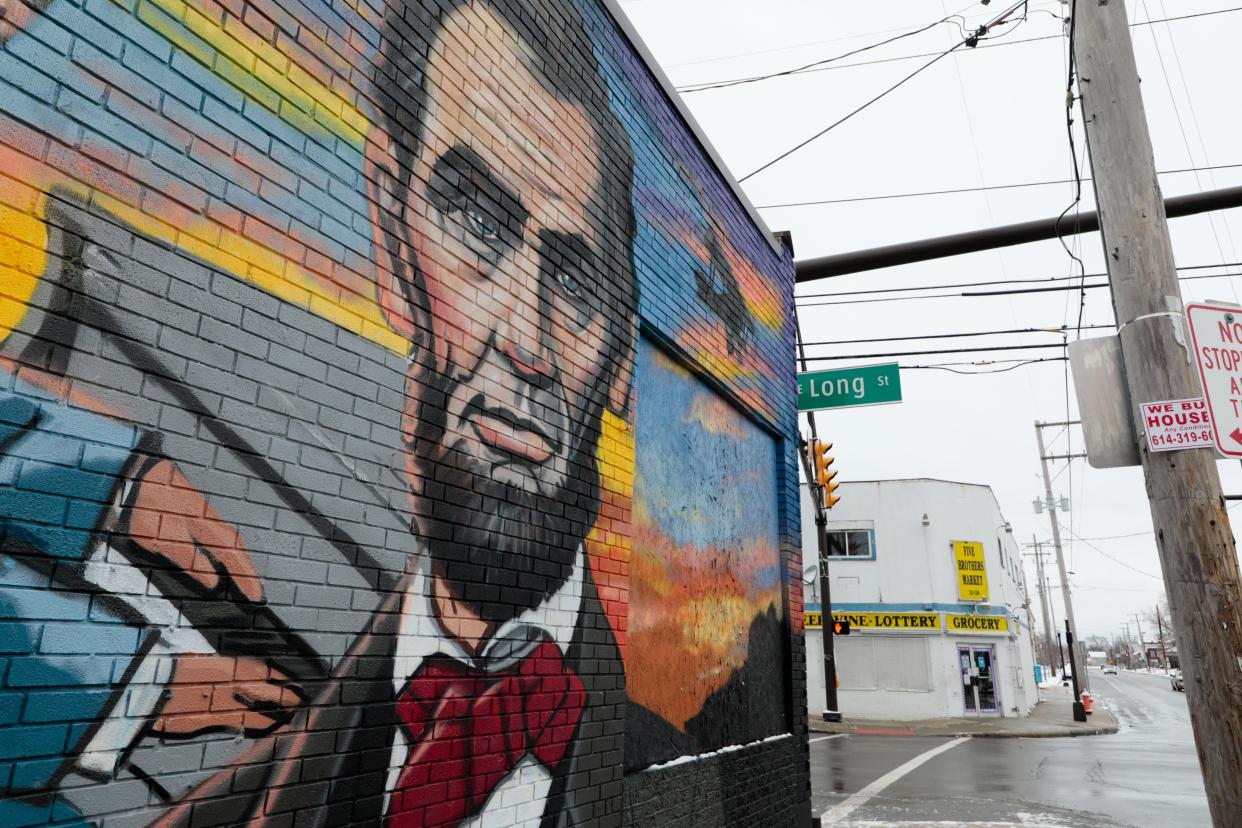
{"left": 75, "top": 187, "right": 407, "bottom": 355}
{"left": 128, "top": 0, "right": 369, "bottom": 146}
{"left": 0, "top": 197, "right": 46, "bottom": 344}
{"left": 598, "top": 409, "right": 635, "bottom": 496}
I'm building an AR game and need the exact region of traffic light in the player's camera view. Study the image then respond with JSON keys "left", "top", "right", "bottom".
{"left": 809, "top": 439, "right": 842, "bottom": 510}
{"left": 832, "top": 619, "right": 851, "bottom": 635}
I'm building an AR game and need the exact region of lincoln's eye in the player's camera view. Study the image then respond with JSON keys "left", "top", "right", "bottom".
{"left": 555, "top": 268, "right": 581, "bottom": 297}
{"left": 464, "top": 206, "right": 500, "bottom": 241}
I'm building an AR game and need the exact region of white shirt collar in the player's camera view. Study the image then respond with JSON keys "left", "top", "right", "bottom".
{"left": 392, "top": 545, "right": 586, "bottom": 693}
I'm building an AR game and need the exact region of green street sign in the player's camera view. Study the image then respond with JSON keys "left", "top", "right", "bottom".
{"left": 798, "top": 363, "right": 902, "bottom": 412}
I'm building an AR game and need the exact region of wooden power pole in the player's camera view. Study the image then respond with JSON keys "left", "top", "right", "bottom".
{"left": 1075, "top": 2, "right": 1242, "bottom": 821}
{"left": 1034, "top": 423, "right": 1088, "bottom": 693}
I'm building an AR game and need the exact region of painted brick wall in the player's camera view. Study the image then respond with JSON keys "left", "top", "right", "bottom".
{"left": 0, "top": 0, "right": 806, "bottom": 824}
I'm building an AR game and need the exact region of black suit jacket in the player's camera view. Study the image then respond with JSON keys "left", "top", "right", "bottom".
{"left": 155, "top": 564, "right": 624, "bottom": 828}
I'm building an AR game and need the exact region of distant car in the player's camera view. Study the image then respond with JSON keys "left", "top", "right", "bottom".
{"left": 1103, "top": 665, "right": 1118, "bottom": 675}
{"left": 1171, "top": 671, "right": 1185, "bottom": 692}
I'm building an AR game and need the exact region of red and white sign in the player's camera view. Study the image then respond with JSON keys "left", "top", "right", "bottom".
{"left": 1140, "top": 398, "right": 1213, "bottom": 452}
{"left": 1187, "top": 302, "right": 1242, "bottom": 456}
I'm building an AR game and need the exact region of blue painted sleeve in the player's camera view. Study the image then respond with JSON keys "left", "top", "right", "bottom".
{"left": 0, "top": 376, "right": 140, "bottom": 562}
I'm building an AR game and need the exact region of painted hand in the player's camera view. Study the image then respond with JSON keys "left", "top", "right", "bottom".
{"left": 153, "top": 654, "right": 304, "bottom": 738}
{"left": 124, "top": 458, "right": 264, "bottom": 603}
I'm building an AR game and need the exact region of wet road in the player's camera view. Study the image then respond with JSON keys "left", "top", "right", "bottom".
{"left": 811, "top": 669, "right": 1209, "bottom": 827}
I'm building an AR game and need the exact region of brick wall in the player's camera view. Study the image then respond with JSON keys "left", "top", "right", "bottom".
{"left": 0, "top": 0, "right": 807, "bottom": 824}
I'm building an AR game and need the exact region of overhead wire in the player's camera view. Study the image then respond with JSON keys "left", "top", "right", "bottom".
{"left": 736, "top": 0, "right": 1032, "bottom": 183}
{"left": 793, "top": 263, "right": 1242, "bottom": 307}
{"left": 903, "top": 356, "right": 1068, "bottom": 374}
{"left": 800, "top": 324, "right": 1113, "bottom": 347}
{"left": 1141, "top": 0, "right": 1242, "bottom": 305}
{"left": 794, "top": 261, "right": 1242, "bottom": 299}
{"left": 1059, "top": 522, "right": 1162, "bottom": 579}
{"left": 675, "top": 6, "right": 1242, "bottom": 91}
{"left": 676, "top": 10, "right": 973, "bottom": 94}
{"left": 754, "top": 161, "right": 1242, "bottom": 209}
{"left": 802, "top": 342, "right": 1070, "bottom": 361}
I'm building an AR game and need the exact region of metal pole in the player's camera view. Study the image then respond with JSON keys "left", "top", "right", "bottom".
{"left": 1035, "top": 423, "right": 1088, "bottom": 691}
{"left": 1130, "top": 612, "right": 1146, "bottom": 668}
{"left": 1157, "top": 605, "right": 1169, "bottom": 670}
{"left": 792, "top": 185, "right": 1242, "bottom": 282}
{"left": 795, "top": 313, "right": 840, "bottom": 722}
{"left": 1066, "top": 620, "right": 1087, "bottom": 722}
{"left": 1056, "top": 631, "right": 1066, "bottom": 679}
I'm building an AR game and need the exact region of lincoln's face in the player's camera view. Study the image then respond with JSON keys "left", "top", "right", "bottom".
{"left": 381, "top": 5, "right": 621, "bottom": 620}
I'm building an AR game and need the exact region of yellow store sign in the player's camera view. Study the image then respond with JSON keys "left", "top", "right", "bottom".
{"left": 804, "top": 611, "right": 941, "bottom": 631}
{"left": 953, "top": 540, "right": 988, "bottom": 601}
{"left": 945, "top": 613, "right": 1009, "bottom": 634}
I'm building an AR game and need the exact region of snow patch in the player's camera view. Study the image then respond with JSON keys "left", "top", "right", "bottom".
{"left": 640, "top": 732, "right": 791, "bottom": 772}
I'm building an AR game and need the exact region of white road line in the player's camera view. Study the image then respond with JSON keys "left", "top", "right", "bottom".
{"left": 818, "top": 736, "right": 971, "bottom": 825}
{"left": 809, "top": 734, "right": 847, "bottom": 744}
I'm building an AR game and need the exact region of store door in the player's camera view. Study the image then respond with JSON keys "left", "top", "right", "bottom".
{"left": 958, "top": 645, "right": 999, "bottom": 715}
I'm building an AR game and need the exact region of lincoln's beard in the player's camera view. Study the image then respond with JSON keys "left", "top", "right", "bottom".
{"left": 407, "top": 358, "right": 603, "bottom": 626}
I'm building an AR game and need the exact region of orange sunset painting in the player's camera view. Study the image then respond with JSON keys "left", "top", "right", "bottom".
{"left": 625, "top": 345, "right": 787, "bottom": 767}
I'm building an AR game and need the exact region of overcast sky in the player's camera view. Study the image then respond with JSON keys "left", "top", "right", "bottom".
{"left": 618, "top": 0, "right": 1242, "bottom": 644}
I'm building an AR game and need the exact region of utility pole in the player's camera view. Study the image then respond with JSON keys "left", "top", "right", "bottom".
{"left": 795, "top": 314, "right": 840, "bottom": 723}
{"left": 1034, "top": 423, "right": 1088, "bottom": 691}
{"left": 1075, "top": 2, "right": 1242, "bottom": 820}
{"left": 1156, "top": 605, "right": 1169, "bottom": 671}
{"left": 1130, "top": 612, "right": 1147, "bottom": 669}
{"left": 1122, "top": 622, "right": 1133, "bottom": 669}
{"left": 1033, "top": 540, "right": 1056, "bottom": 672}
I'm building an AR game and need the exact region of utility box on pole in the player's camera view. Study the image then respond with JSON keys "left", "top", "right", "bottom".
{"left": 1075, "top": 1, "right": 1242, "bottom": 821}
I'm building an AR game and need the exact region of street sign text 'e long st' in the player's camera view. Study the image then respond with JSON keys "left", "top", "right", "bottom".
{"left": 797, "top": 363, "right": 902, "bottom": 412}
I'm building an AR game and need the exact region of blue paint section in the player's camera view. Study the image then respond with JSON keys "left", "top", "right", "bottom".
{"left": 0, "top": 0, "right": 375, "bottom": 272}
{"left": 0, "top": 377, "right": 137, "bottom": 561}
{"left": 633, "top": 343, "right": 779, "bottom": 560}
{"left": 0, "top": 377, "right": 144, "bottom": 795}
{"left": 577, "top": 0, "right": 796, "bottom": 429}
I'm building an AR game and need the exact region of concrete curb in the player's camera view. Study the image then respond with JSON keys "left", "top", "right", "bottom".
{"left": 807, "top": 719, "right": 1119, "bottom": 738}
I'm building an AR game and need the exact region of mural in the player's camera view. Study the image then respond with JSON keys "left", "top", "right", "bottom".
{"left": 580, "top": 0, "right": 794, "bottom": 427}
{"left": 624, "top": 344, "right": 786, "bottom": 769}
{"left": 0, "top": 0, "right": 795, "bottom": 823}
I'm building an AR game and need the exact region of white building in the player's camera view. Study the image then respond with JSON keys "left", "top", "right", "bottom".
{"left": 803, "top": 478, "right": 1038, "bottom": 720}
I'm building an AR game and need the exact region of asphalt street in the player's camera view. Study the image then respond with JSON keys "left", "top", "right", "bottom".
{"left": 811, "top": 669, "right": 1208, "bottom": 827}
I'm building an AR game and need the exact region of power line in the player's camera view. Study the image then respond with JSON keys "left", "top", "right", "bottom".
{"left": 794, "top": 263, "right": 1242, "bottom": 307}
{"left": 1059, "top": 521, "right": 1162, "bottom": 579}
{"left": 677, "top": 6, "right": 1242, "bottom": 92}
{"left": 755, "top": 162, "right": 1242, "bottom": 209}
{"left": 1074, "top": 530, "right": 1154, "bottom": 542}
{"left": 803, "top": 342, "right": 1069, "bottom": 361}
{"left": 678, "top": 12, "right": 970, "bottom": 94}
{"left": 904, "top": 356, "right": 1068, "bottom": 374}
{"left": 801, "top": 323, "right": 1113, "bottom": 347}
{"left": 737, "top": 0, "right": 1032, "bottom": 183}
{"left": 796, "top": 260, "right": 1242, "bottom": 299}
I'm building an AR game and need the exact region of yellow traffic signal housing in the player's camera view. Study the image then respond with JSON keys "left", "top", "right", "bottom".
{"left": 823, "top": 474, "right": 842, "bottom": 510}
{"left": 811, "top": 440, "right": 833, "bottom": 485}
{"left": 808, "top": 439, "right": 842, "bottom": 510}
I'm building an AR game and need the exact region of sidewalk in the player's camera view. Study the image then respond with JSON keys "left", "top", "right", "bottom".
{"left": 808, "top": 684, "right": 1118, "bottom": 738}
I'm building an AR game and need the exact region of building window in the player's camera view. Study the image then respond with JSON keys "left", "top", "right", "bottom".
{"left": 836, "top": 636, "right": 931, "bottom": 691}
{"left": 824, "top": 528, "right": 874, "bottom": 559}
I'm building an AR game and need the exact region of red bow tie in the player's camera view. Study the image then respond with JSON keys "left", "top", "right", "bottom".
{"left": 384, "top": 639, "right": 585, "bottom": 828}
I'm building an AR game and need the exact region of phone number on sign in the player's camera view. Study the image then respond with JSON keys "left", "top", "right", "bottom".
{"left": 1150, "top": 430, "right": 1212, "bottom": 447}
